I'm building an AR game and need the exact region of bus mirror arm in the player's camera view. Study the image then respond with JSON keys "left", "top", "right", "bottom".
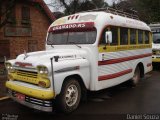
{"left": 103, "top": 44, "right": 107, "bottom": 50}
{"left": 50, "top": 57, "right": 55, "bottom": 97}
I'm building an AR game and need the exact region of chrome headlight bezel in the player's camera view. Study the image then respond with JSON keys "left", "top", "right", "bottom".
{"left": 5, "top": 62, "right": 15, "bottom": 73}
{"left": 37, "top": 65, "right": 49, "bottom": 76}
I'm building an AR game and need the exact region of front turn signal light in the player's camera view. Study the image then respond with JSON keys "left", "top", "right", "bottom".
{"left": 38, "top": 79, "right": 50, "bottom": 88}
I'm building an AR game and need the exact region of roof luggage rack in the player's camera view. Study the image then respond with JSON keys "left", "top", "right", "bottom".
{"left": 83, "top": 7, "right": 139, "bottom": 20}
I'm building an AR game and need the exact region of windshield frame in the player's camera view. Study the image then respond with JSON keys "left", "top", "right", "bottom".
{"left": 47, "top": 29, "right": 97, "bottom": 45}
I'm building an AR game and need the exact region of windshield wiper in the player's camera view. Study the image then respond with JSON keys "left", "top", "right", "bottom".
{"left": 47, "top": 40, "right": 54, "bottom": 48}
{"left": 51, "top": 44, "right": 54, "bottom": 48}
{"left": 68, "top": 42, "right": 81, "bottom": 48}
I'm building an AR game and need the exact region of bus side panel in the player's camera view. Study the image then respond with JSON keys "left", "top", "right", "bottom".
{"left": 97, "top": 48, "right": 152, "bottom": 90}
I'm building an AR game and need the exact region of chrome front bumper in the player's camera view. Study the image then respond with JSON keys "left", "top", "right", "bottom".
{"left": 8, "top": 89, "right": 53, "bottom": 112}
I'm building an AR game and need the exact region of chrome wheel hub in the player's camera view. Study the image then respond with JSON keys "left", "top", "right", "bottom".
{"left": 65, "top": 85, "right": 78, "bottom": 107}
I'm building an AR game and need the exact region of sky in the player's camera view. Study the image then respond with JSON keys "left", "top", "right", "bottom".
{"left": 44, "top": 0, "right": 118, "bottom": 12}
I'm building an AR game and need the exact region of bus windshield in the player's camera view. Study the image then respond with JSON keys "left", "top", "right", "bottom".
{"left": 153, "top": 32, "right": 160, "bottom": 44}
{"left": 47, "top": 30, "right": 97, "bottom": 45}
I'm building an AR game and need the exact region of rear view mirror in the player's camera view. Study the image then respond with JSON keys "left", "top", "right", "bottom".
{"left": 105, "top": 31, "right": 112, "bottom": 44}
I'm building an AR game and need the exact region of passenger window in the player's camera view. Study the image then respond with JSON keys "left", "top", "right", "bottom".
{"left": 110, "top": 26, "right": 118, "bottom": 45}
{"left": 120, "top": 27, "right": 128, "bottom": 45}
{"left": 130, "top": 29, "right": 136, "bottom": 44}
{"left": 138, "top": 30, "right": 143, "bottom": 44}
{"left": 145, "top": 31, "right": 149, "bottom": 44}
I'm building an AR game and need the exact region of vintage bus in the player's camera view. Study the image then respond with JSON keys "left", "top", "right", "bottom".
{"left": 150, "top": 23, "right": 160, "bottom": 63}
{"left": 5, "top": 8, "right": 152, "bottom": 113}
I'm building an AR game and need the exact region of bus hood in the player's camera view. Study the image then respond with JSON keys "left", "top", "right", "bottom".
{"left": 14, "top": 49, "right": 87, "bottom": 67}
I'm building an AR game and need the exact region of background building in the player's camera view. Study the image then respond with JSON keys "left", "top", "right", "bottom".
{"left": 0, "top": 0, "right": 55, "bottom": 75}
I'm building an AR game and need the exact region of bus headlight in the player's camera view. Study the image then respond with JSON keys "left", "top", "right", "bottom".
{"left": 37, "top": 66, "right": 50, "bottom": 88}
{"left": 37, "top": 66, "right": 49, "bottom": 77}
{"left": 5, "top": 62, "right": 15, "bottom": 73}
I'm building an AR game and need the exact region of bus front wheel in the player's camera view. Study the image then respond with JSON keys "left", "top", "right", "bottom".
{"left": 56, "top": 78, "right": 81, "bottom": 113}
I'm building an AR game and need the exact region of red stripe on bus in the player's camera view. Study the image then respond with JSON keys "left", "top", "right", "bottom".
{"left": 98, "top": 53, "right": 152, "bottom": 66}
{"left": 147, "top": 63, "right": 152, "bottom": 67}
{"left": 98, "top": 69, "right": 132, "bottom": 81}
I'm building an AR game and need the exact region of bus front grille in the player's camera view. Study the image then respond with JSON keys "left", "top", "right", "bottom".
{"left": 16, "top": 70, "right": 38, "bottom": 78}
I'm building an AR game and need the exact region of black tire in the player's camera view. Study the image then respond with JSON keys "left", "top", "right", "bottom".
{"left": 56, "top": 78, "right": 81, "bottom": 113}
{"left": 131, "top": 66, "right": 141, "bottom": 86}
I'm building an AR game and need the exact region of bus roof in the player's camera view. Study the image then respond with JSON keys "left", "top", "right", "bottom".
{"left": 50, "top": 11, "right": 150, "bottom": 32}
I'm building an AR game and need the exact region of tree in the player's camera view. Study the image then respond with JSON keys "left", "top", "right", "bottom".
{"left": 113, "top": 0, "right": 160, "bottom": 23}
{"left": 59, "top": 0, "right": 96, "bottom": 15}
{"left": 92, "top": 0, "right": 108, "bottom": 8}
{"left": 50, "top": 0, "right": 108, "bottom": 15}
{"left": 134, "top": 0, "right": 160, "bottom": 23}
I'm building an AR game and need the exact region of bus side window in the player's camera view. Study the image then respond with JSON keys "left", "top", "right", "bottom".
{"left": 138, "top": 30, "right": 143, "bottom": 44}
{"left": 120, "top": 27, "right": 128, "bottom": 45}
{"left": 110, "top": 26, "right": 118, "bottom": 45}
{"left": 130, "top": 29, "right": 136, "bottom": 44}
{"left": 145, "top": 31, "right": 149, "bottom": 44}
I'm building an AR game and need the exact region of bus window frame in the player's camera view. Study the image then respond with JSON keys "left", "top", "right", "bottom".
{"left": 144, "top": 31, "right": 150, "bottom": 44}
{"left": 98, "top": 25, "right": 151, "bottom": 47}
{"left": 119, "top": 27, "right": 129, "bottom": 45}
{"left": 98, "top": 25, "right": 119, "bottom": 46}
{"left": 137, "top": 29, "right": 144, "bottom": 44}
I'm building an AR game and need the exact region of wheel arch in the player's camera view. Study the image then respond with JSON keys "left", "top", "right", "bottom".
{"left": 62, "top": 74, "right": 87, "bottom": 101}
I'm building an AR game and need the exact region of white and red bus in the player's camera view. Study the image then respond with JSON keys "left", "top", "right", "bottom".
{"left": 5, "top": 8, "right": 152, "bottom": 113}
